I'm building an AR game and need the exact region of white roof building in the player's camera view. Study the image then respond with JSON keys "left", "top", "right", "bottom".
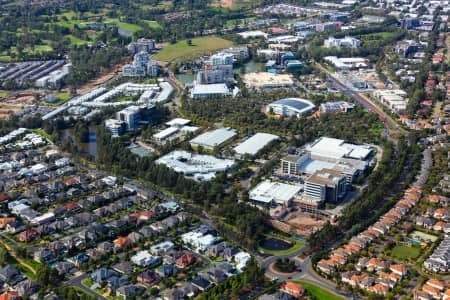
{"left": 306, "top": 137, "right": 372, "bottom": 160}
{"left": 190, "top": 128, "right": 237, "bottom": 149}
{"left": 235, "top": 252, "right": 251, "bottom": 271}
{"left": 190, "top": 83, "right": 232, "bottom": 98}
{"left": 166, "top": 118, "right": 191, "bottom": 127}
{"left": 249, "top": 180, "right": 302, "bottom": 206}
{"left": 324, "top": 56, "right": 367, "bottom": 69}
{"left": 233, "top": 133, "right": 279, "bottom": 157}
{"left": 155, "top": 151, "right": 235, "bottom": 180}
{"left": 131, "top": 251, "right": 159, "bottom": 267}
{"left": 153, "top": 127, "right": 180, "bottom": 142}
{"left": 238, "top": 31, "right": 268, "bottom": 39}
{"left": 324, "top": 36, "right": 360, "bottom": 49}
{"left": 266, "top": 98, "right": 315, "bottom": 117}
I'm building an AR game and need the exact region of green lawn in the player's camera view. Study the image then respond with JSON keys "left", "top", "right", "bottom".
{"left": 259, "top": 239, "right": 304, "bottom": 255}
{"left": 55, "top": 93, "right": 72, "bottom": 101}
{"left": 152, "top": 36, "right": 233, "bottom": 62}
{"left": 117, "top": 22, "right": 143, "bottom": 32}
{"left": 143, "top": 20, "right": 162, "bottom": 29}
{"left": 0, "top": 93, "right": 8, "bottom": 98}
{"left": 359, "top": 32, "right": 394, "bottom": 38}
{"left": 67, "top": 35, "right": 89, "bottom": 46}
{"left": 391, "top": 245, "right": 421, "bottom": 260}
{"left": 293, "top": 281, "right": 345, "bottom": 300}
{"left": 30, "top": 129, "right": 52, "bottom": 142}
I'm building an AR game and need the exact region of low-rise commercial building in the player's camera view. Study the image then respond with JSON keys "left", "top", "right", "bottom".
{"left": 304, "top": 168, "right": 346, "bottom": 204}
{"left": 190, "top": 128, "right": 237, "bottom": 150}
{"left": 249, "top": 180, "right": 302, "bottom": 206}
{"left": 324, "top": 36, "right": 360, "bottom": 49}
{"left": 266, "top": 98, "right": 315, "bottom": 117}
{"left": 243, "top": 72, "right": 294, "bottom": 88}
{"left": 233, "top": 133, "right": 279, "bottom": 157}
{"left": 372, "top": 89, "right": 409, "bottom": 113}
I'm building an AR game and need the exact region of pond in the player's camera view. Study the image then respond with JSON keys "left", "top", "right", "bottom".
{"left": 261, "top": 237, "right": 292, "bottom": 251}
{"left": 176, "top": 73, "right": 196, "bottom": 86}
{"left": 234, "top": 61, "right": 265, "bottom": 74}
{"left": 61, "top": 126, "right": 98, "bottom": 159}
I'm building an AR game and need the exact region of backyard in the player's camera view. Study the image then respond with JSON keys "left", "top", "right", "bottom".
{"left": 152, "top": 36, "right": 233, "bottom": 62}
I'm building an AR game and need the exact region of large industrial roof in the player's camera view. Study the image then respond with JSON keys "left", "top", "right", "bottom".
{"left": 249, "top": 180, "right": 301, "bottom": 204}
{"left": 307, "top": 137, "right": 372, "bottom": 160}
{"left": 233, "top": 133, "right": 279, "bottom": 156}
{"left": 190, "top": 128, "right": 237, "bottom": 148}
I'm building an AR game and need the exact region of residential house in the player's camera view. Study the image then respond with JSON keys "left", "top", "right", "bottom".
{"left": 114, "top": 237, "right": 131, "bottom": 249}
{"left": 390, "top": 264, "right": 407, "bottom": 277}
{"left": 0, "top": 291, "right": 20, "bottom": 300}
{"left": 0, "top": 265, "right": 19, "bottom": 283}
{"left": 91, "top": 268, "right": 118, "bottom": 283}
{"left": 281, "top": 282, "right": 304, "bottom": 298}
{"left": 117, "top": 285, "right": 145, "bottom": 299}
{"left": 19, "top": 229, "right": 39, "bottom": 242}
{"left": 156, "top": 264, "right": 178, "bottom": 278}
{"left": 33, "top": 248, "right": 55, "bottom": 263}
{"left": 113, "top": 261, "right": 135, "bottom": 274}
{"left": 367, "top": 283, "right": 389, "bottom": 296}
{"left": 192, "top": 276, "right": 211, "bottom": 291}
{"left": 16, "top": 279, "right": 40, "bottom": 296}
{"left": 55, "top": 261, "right": 76, "bottom": 276}
{"left": 202, "top": 267, "right": 227, "bottom": 284}
{"left": 176, "top": 253, "right": 196, "bottom": 268}
{"left": 137, "top": 271, "right": 161, "bottom": 286}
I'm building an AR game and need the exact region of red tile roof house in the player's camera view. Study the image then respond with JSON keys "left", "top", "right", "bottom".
{"left": 317, "top": 259, "right": 336, "bottom": 274}
{"left": 390, "top": 264, "right": 407, "bottom": 277}
{"left": 65, "top": 178, "right": 80, "bottom": 187}
{"left": 422, "top": 284, "right": 441, "bottom": 299}
{"left": 64, "top": 202, "right": 82, "bottom": 212}
{"left": 426, "top": 279, "right": 446, "bottom": 291}
{"left": 19, "top": 229, "right": 39, "bottom": 242}
{"left": 367, "top": 283, "right": 389, "bottom": 296}
{"left": 114, "top": 237, "right": 131, "bottom": 249}
{"left": 176, "top": 253, "right": 196, "bottom": 268}
{"left": 0, "top": 195, "right": 9, "bottom": 203}
{"left": 281, "top": 282, "right": 304, "bottom": 297}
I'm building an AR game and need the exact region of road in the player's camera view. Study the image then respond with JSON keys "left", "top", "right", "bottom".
{"left": 259, "top": 244, "right": 353, "bottom": 299}
{"left": 66, "top": 272, "right": 109, "bottom": 300}
{"left": 314, "top": 62, "right": 403, "bottom": 138}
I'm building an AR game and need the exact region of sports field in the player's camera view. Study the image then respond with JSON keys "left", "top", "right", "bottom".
{"left": 391, "top": 245, "right": 421, "bottom": 260}
{"left": 293, "top": 281, "right": 344, "bottom": 300}
{"left": 152, "top": 36, "right": 233, "bottom": 62}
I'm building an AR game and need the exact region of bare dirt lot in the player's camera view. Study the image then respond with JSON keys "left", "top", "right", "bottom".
{"left": 283, "top": 211, "right": 327, "bottom": 237}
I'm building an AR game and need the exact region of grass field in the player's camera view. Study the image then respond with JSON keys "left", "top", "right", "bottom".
{"left": 391, "top": 245, "right": 421, "bottom": 260}
{"left": 359, "top": 32, "right": 394, "bottom": 38}
{"left": 152, "top": 36, "right": 233, "bottom": 62}
{"left": 293, "top": 281, "right": 344, "bottom": 300}
{"left": 259, "top": 239, "right": 304, "bottom": 255}
{"left": 143, "top": 20, "right": 162, "bottom": 29}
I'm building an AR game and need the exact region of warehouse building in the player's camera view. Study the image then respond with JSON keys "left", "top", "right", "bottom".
{"left": 266, "top": 98, "right": 316, "bottom": 117}
{"left": 233, "top": 133, "right": 279, "bottom": 157}
{"left": 190, "top": 128, "right": 237, "bottom": 150}
{"left": 243, "top": 72, "right": 294, "bottom": 88}
{"left": 190, "top": 83, "right": 233, "bottom": 98}
{"left": 249, "top": 180, "right": 302, "bottom": 206}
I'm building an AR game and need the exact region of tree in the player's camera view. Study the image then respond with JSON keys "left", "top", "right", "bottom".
{"left": 0, "top": 247, "right": 10, "bottom": 266}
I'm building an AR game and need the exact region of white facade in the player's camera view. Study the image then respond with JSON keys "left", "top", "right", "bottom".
{"left": 249, "top": 180, "right": 301, "bottom": 206}
{"left": 324, "top": 36, "right": 360, "bottom": 49}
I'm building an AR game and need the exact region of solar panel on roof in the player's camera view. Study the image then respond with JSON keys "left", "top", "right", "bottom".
{"left": 275, "top": 99, "right": 310, "bottom": 110}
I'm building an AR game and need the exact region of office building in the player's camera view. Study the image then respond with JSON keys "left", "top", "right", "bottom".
{"left": 123, "top": 52, "right": 159, "bottom": 77}
{"left": 196, "top": 65, "right": 233, "bottom": 84}
{"left": 372, "top": 89, "right": 408, "bottom": 113}
{"left": 324, "top": 36, "right": 360, "bottom": 49}
{"left": 117, "top": 105, "right": 154, "bottom": 131}
{"left": 105, "top": 119, "right": 126, "bottom": 137}
{"left": 324, "top": 56, "right": 367, "bottom": 69}
{"left": 304, "top": 168, "right": 346, "bottom": 203}
{"left": 128, "top": 38, "right": 156, "bottom": 54}
{"left": 320, "top": 101, "right": 355, "bottom": 113}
